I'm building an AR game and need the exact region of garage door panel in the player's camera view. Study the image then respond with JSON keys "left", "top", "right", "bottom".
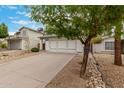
{"left": 48, "top": 40, "right": 79, "bottom": 53}
{"left": 10, "top": 40, "right": 21, "bottom": 50}
{"left": 54, "top": 40, "right": 76, "bottom": 49}
{"left": 58, "top": 41, "right": 67, "bottom": 49}
{"left": 50, "top": 41, "right": 57, "bottom": 49}
{"left": 67, "top": 40, "right": 76, "bottom": 49}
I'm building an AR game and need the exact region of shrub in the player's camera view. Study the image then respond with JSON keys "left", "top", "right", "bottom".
{"left": 31, "top": 47, "right": 40, "bottom": 52}
{"left": 0, "top": 43, "right": 7, "bottom": 48}
{"left": 91, "top": 36, "right": 102, "bottom": 44}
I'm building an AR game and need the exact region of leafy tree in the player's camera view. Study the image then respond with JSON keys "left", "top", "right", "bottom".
{"left": 91, "top": 36, "right": 102, "bottom": 44}
{"left": 0, "top": 23, "right": 8, "bottom": 38}
{"left": 104, "top": 6, "right": 124, "bottom": 66}
{"left": 28, "top": 5, "right": 107, "bottom": 77}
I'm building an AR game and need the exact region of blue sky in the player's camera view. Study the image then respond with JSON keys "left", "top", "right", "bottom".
{"left": 0, "top": 5, "right": 43, "bottom": 35}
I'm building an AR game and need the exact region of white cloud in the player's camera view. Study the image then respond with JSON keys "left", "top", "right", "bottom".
{"left": 12, "top": 19, "right": 40, "bottom": 30}
{"left": 1, "top": 5, "right": 17, "bottom": 10}
{"left": 25, "top": 13, "right": 31, "bottom": 17}
{"left": 12, "top": 20, "right": 32, "bottom": 25}
{"left": 28, "top": 21, "right": 42, "bottom": 30}
{"left": 29, "top": 24, "right": 39, "bottom": 30}
{"left": 16, "top": 11, "right": 26, "bottom": 15}
{"left": 8, "top": 16, "right": 18, "bottom": 20}
{"left": 9, "top": 32, "right": 15, "bottom": 35}
{"left": 16, "top": 11, "right": 31, "bottom": 17}
{"left": 7, "top": 6, "right": 17, "bottom": 9}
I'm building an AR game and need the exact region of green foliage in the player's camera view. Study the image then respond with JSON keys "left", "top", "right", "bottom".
{"left": 91, "top": 36, "right": 102, "bottom": 44}
{"left": 28, "top": 6, "right": 106, "bottom": 42}
{"left": 0, "top": 23, "right": 9, "bottom": 38}
{"left": 104, "top": 6, "right": 124, "bottom": 25}
{"left": 104, "top": 6, "right": 124, "bottom": 38}
{"left": 0, "top": 43, "right": 7, "bottom": 48}
{"left": 103, "top": 6, "right": 124, "bottom": 65}
{"left": 27, "top": 5, "right": 124, "bottom": 41}
{"left": 31, "top": 47, "right": 40, "bottom": 52}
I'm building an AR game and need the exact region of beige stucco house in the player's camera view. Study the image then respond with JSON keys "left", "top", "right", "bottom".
{"left": 7, "top": 27, "right": 43, "bottom": 50}
{"left": 7, "top": 26, "right": 124, "bottom": 53}
{"left": 40, "top": 36, "right": 84, "bottom": 53}
{"left": 39, "top": 35, "right": 124, "bottom": 53}
{"left": 93, "top": 37, "right": 124, "bottom": 54}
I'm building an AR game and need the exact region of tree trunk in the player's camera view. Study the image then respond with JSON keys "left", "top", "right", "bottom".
{"left": 80, "top": 39, "right": 91, "bottom": 77}
{"left": 114, "top": 37, "right": 122, "bottom": 66}
{"left": 90, "top": 44, "right": 93, "bottom": 54}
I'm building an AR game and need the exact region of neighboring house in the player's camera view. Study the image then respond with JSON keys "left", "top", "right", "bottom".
{"left": 7, "top": 27, "right": 43, "bottom": 50}
{"left": 93, "top": 37, "right": 124, "bottom": 54}
{"left": 39, "top": 35, "right": 124, "bottom": 53}
{"left": 93, "top": 37, "right": 115, "bottom": 53}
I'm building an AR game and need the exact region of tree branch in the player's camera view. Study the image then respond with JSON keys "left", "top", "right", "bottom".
{"left": 78, "top": 37, "right": 85, "bottom": 44}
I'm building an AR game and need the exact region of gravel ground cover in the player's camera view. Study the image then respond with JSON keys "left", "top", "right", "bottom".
{"left": 46, "top": 53, "right": 124, "bottom": 88}
{"left": 0, "top": 50, "right": 41, "bottom": 64}
{"left": 94, "top": 53, "right": 124, "bottom": 88}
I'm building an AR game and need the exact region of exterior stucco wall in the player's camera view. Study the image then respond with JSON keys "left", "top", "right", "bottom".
{"left": 21, "top": 39, "right": 29, "bottom": 50}
{"left": 45, "top": 38, "right": 84, "bottom": 53}
{"left": 8, "top": 27, "right": 43, "bottom": 50}
{"left": 20, "top": 28, "right": 43, "bottom": 50}
{"left": 45, "top": 37, "right": 116, "bottom": 53}
{"left": 76, "top": 40, "right": 84, "bottom": 53}
{"left": 93, "top": 37, "right": 114, "bottom": 53}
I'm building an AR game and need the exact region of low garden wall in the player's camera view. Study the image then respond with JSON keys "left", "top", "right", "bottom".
{"left": 85, "top": 53, "right": 106, "bottom": 88}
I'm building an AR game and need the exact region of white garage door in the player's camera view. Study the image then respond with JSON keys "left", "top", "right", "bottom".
{"left": 46, "top": 40, "right": 77, "bottom": 53}
{"left": 9, "top": 40, "right": 21, "bottom": 50}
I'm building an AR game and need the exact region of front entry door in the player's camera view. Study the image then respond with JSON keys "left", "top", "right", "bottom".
{"left": 42, "top": 43, "right": 45, "bottom": 50}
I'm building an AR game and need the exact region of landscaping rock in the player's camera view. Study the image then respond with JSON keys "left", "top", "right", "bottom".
{"left": 85, "top": 53, "right": 106, "bottom": 88}
{"left": 0, "top": 50, "right": 41, "bottom": 63}
{"left": 0, "top": 56, "right": 4, "bottom": 60}
{"left": 94, "top": 53, "right": 124, "bottom": 88}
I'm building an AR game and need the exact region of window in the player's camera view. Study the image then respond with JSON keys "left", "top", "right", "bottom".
{"left": 22, "top": 30, "right": 27, "bottom": 36}
{"left": 105, "top": 42, "right": 114, "bottom": 50}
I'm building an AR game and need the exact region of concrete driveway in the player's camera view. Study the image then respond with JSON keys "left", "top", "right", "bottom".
{"left": 0, "top": 52, "right": 75, "bottom": 88}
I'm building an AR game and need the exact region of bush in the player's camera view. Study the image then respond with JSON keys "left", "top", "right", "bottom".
{"left": 91, "top": 36, "right": 102, "bottom": 44}
{"left": 0, "top": 43, "right": 7, "bottom": 48}
{"left": 31, "top": 47, "right": 40, "bottom": 52}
